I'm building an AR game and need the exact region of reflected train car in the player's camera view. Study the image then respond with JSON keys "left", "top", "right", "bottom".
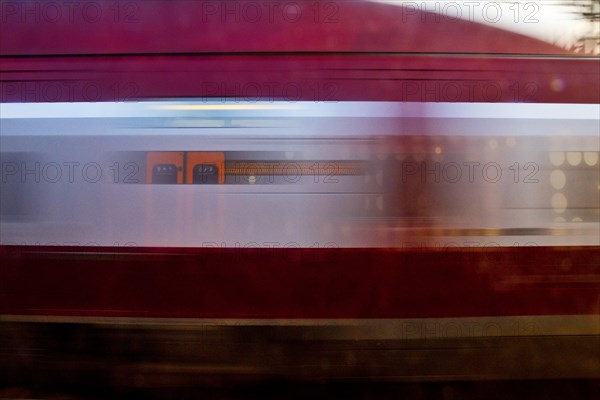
{"left": 0, "top": 0, "right": 599, "bottom": 397}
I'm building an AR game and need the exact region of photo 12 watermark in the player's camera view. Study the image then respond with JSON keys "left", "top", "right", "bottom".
{"left": 399, "top": 161, "right": 540, "bottom": 184}
{"left": 398, "top": 241, "right": 539, "bottom": 250}
{"left": 0, "top": 241, "right": 139, "bottom": 247}
{"left": 397, "top": 80, "right": 540, "bottom": 102}
{"left": 0, "top": 80, "right": 141, "bottom": 102}
{"left": 398, "top": 319, "right": 541, "bottom": 339}
{"left": 199, "top": 1, "right": 340, "bottom": 24}
{"left": 0, "top": 0, "right": 141, "bottom": 24}
{"left": 387, "top": 1, "right": 540, "bottom": 24}
{"left": 1, "top": 161, "right": 141, "bottom": 184}
{"left": 201, "top": 241, "right": 339, "bottom": 248}
{"left": 198, "top": 81, "right": 340, "bottom": 103}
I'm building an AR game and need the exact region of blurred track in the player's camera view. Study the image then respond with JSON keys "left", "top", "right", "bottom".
{"left": 0, "top": 320, "right": 599, "bottom": 398}
{"left": 2, "top": 318, "right": 600, "bottom": 380}
{"left": 1, "top": 246, "right": 599, "bottom": 398}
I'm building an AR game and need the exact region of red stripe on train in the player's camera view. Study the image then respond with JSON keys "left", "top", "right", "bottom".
{"left": 1, "top": 246, "right": 598, "bottom": 319}
{"left": 2, "top": 55, "right": 599, "bottom": 103}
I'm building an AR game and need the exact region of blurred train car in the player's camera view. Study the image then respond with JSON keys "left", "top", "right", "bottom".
{"left": 0, "top": 0, "right": 599, "bottom": 398}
